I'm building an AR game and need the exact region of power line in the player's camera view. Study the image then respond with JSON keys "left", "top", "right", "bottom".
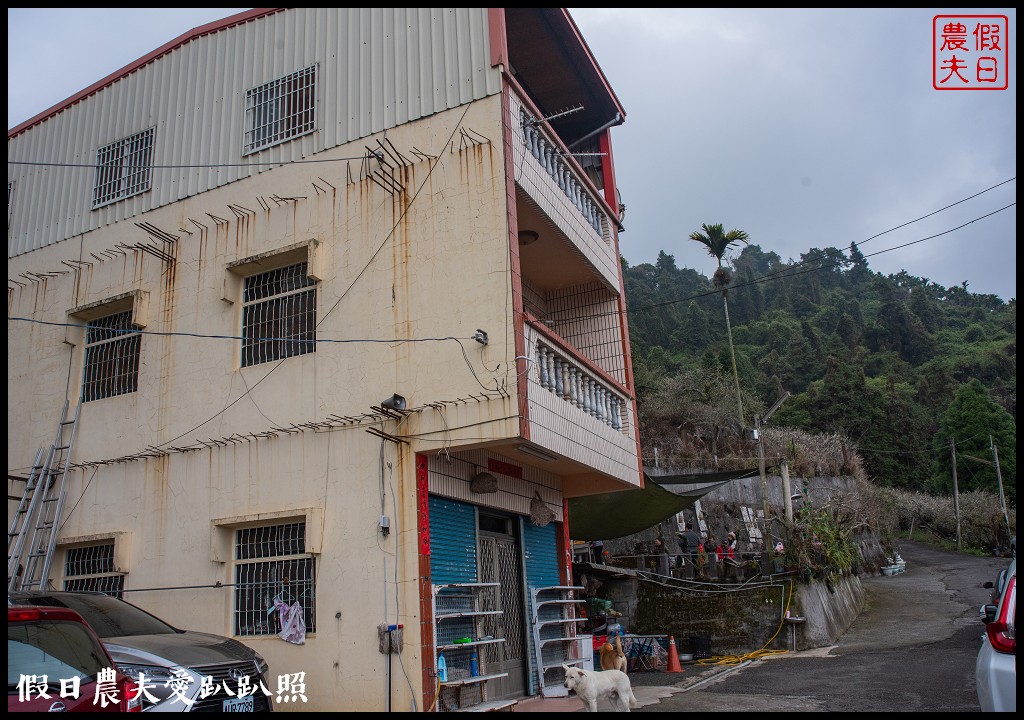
{"left": 855, "top": 177, "right": 1014, "bottom": 247}
{"left": 626, "top": 201, "right": 1016, "bottom": 317}
{"left": 150, "top": 104, "right": 476, "bottom": 449}
{"left": 6, "top": 317, "right": 476, "bottom": 347}
{"left": 8, "top": 156, "right": 371, "bottom": 170}
{"left": 492, "top": 177, "right": 1017, "bottom": 324}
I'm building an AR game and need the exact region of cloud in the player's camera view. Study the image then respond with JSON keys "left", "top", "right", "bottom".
{"left": 571, "top": 8, "right": 1016, "bottom": 300}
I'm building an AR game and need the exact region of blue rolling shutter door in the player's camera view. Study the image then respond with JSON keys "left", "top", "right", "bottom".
{"left": 520, "top": 519, "right": 560, "bottom": 696}
{"left": 429, "top": 496, "right": 478, "bottom": 584}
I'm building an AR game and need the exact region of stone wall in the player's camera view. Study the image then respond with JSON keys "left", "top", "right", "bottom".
{"left": 583, "top": 473, "right": 877, "bottom": 655}
{"left": 580, "top": 568, "right": 865, "bottom": 656}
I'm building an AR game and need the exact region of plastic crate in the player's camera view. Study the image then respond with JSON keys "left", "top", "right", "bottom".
{"left": 691, "top": 633, "right": 712, "bottom": 659}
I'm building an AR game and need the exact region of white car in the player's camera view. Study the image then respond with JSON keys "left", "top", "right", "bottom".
{"left": 976, "top": 558, "right": 1016, "bottom": 712}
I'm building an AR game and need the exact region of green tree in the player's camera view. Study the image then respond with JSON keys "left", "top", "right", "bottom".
{"left": 688, "top": 222, "right": 750, "bottom": 426}
{"left": 931, "top": 379, "right": 1016, "bottom": 503}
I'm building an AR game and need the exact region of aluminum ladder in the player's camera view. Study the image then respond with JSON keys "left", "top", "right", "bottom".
{"left": 7, "top": 399, "right": 81, "bottom": 592}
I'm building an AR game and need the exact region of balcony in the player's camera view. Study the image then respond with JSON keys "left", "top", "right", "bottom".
{"left": 523, "top": 322, "right": 639, "bottom": 487}
{"left": 536, "top": 341, "right": 623, "bottom": 430}
{"left": 509, "top": 88, "right": 621, "bottom": 292}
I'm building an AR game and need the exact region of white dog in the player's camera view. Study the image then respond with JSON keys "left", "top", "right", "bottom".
{"left": 563, "top": 664, "right": 638, "bottom": 712}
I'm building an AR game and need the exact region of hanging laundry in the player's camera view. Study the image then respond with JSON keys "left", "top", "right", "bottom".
{"left": 274, "top": 599, "right": 306, "bottom": 644}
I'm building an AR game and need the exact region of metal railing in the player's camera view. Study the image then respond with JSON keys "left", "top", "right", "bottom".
{"left": 519, "top": 108, "right": 606, "bottom": 237}
{"left": 594, "top": 551, "right": 783, "bottom": 583}
{"left": 535, "top": 341, "right": 623, "bottom": 431}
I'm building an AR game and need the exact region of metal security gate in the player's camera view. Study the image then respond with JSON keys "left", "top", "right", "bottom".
{"left": 478, "top": 519, "right": 526, "bottom": 700}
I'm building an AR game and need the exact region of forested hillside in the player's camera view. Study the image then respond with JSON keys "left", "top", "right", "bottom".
{"left": 622, "top": 242, "right": 1016, "bottom": 504}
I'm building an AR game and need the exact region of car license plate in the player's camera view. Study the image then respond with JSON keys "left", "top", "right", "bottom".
{"left": 223, "top": 696, "right": 255, "bottom": 712}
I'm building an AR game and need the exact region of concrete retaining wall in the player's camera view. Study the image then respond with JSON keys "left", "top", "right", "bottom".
{"left": 584, "top": 473, "right": 875, "bottom": 655}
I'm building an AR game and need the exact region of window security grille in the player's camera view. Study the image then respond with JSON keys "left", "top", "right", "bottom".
{"left": 243, "top": 65, "right": 317, "bottom": 154}
{"left": 63, "top": 543, "right": 124, "bottom": 598}
{"left": 82, "top": 311, "right": 141, "bottom": 402}
{"left": 92, "top": 128, "right": 155, "bottom": 208}
{"left": 234, "top": 522, "right": 316, "bottom": 636}
{"left": 241, "top": 262, "right": 316, "bottom": 367}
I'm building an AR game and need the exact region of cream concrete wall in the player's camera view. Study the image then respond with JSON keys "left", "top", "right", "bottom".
{"left": 7, "top": 96, "right": 516, "bottom": 712}
{"left": 9, "top": 96, "right": 516, "bottom": 464}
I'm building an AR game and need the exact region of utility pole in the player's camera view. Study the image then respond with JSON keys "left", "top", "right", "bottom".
{"left": 991, "top": 436, "right": 1010, "bottom": 542}
{"left": 757, "top": 414, "right": 768, "bottom": 530}
{"left": 781, "top": 458, "right": 793, "bottom": 525}
{"left": 949, "top": 436, "right": 962, "bottom": 552}
{"left": 757, "top": 391, "right": 790, "bottom": 551}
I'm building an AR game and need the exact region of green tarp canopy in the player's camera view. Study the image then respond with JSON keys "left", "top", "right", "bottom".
{"left": 646, "top": 467, "right": 768, "bottom": 486}
{"left": 567, "top": 468, "right": 762, "bottom": 541}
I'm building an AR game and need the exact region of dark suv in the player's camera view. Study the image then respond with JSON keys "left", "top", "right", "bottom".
{"left": 8, "top": 604, "right": 141, "bottom": 712}
{"left": 9, "top": 591, "right": 272, "bottom": 712}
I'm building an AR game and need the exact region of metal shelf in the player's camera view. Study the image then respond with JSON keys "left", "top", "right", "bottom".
{"left": 540, "top": 657, "right": 588, "bottom": 672}
{"left": 537, "top": 634, "right": 592, "bottom": 646}
{"left": 432, "top": 582, "right": 509, "bottom": 713}
{"left": 437, "top": 637, "right": 506, "bottom": 652}
{"left": 433, "top": 582, "right": 499, "bottom": 589}
{"left": 440, "top": 672, "right": 508, "bottom": 688}
{"left": 456, "top": 699, "right": 518, "bottom": 712}
{"left": 535, "top": 598, "right": 581, "bottom": 605}
{"left": 530, "top": 585, "right": 594, "bottom": 698}
{"left": 436, "top": 610, "right": 503, "bottom": 622}
{"left": 536, "top": 617, "right": 587, "bottom": 626}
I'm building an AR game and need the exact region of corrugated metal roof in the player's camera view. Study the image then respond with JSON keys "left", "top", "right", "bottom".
{"left": 7, "top": 7, "right": 500, "bottom": 258}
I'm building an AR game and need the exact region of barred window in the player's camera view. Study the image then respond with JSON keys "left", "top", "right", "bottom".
{"left": 83, "top": 311, "right": 141, "bottom": 402}
{"left": 243, "top": 66, "right": 317, "bottom": 154}
{"left": 241, "top": 262, "right": 316, "bottom": 367}
{"left": 63, "top": 542, "right": 124, "bottom": 598}
{"left": 234, "top": 522, "right": 316, "bottom": 636}
{"left": 92, "top": 128, "right": 155, "bottom": 208}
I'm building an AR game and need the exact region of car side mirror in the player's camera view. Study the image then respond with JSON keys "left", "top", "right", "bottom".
{"left": 982, "top": 604, "right": 998, "bottom": 624}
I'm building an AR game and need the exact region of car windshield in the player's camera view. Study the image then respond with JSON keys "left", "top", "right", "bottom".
{"left": 9, "top": 594, "right": 178, "bottom": 638}
{"left": 8, "top": 619, "right": 110, "bottom": 687}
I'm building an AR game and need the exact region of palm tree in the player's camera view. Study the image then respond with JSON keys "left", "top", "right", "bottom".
{"left": 689, "top": 223, "right": 750, "bottom": 427}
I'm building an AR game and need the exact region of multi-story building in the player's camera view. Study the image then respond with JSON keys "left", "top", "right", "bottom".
{"left": 8, "top": 8, "right": 641, "bottom": 711}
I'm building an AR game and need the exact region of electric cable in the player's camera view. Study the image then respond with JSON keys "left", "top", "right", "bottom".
{"left": 8, "top": 154, "right": 375, "bottom": 169}
{"left": 106, "top": 104, "right": 475, "bottom": 451}
{"left": 497, "top": 179, "right": 1016, "bottom": 322}
{"left": 627, "top": 202, "right": 1016, "bottom": 317}
{"left": 694, "top": 578, "right": 794, "bottom": 666}
{"left": 6, "top": 317, "right": 480, "bottom": 346}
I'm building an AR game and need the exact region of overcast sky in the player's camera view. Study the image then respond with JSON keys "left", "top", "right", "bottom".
{"left": 8, "top": 8, "right": 1017, "bottom": 301}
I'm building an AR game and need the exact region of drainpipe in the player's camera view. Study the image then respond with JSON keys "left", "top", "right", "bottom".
{"left": 567, "top": 112, "right": 623, "bottom": 149}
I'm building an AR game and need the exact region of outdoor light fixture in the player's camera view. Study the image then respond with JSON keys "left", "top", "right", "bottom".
{"left": 380, "top": 394, "right": 407, "bottom": 411}
{"left": 515, "top": 444, "right": 558, "bottom": 463}
{"left": 518, "top": 230, "right": 539, "bottom": 246}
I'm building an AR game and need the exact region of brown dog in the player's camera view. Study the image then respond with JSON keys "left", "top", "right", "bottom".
{"left": 599, "top": 634, "right": 627, "bottom": 673}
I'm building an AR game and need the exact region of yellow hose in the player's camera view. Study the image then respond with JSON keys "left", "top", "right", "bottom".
{"left": 426, "top": 676, "right": 441, "bottom": 713}
{"left": 696, "top": 579, "right": 794, "bottom": 666}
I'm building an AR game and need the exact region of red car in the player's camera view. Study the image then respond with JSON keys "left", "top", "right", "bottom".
{"left": 8, "top": 605, "right": 141, "bottom": 712}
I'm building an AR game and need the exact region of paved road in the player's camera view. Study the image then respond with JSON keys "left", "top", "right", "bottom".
{"left": 626, "top": 540, "right": 1009, "bottom": 712}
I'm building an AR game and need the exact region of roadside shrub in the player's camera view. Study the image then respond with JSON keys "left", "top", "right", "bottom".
{"left": 865, "top": 485, "right": 1014, "bottom": 555}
